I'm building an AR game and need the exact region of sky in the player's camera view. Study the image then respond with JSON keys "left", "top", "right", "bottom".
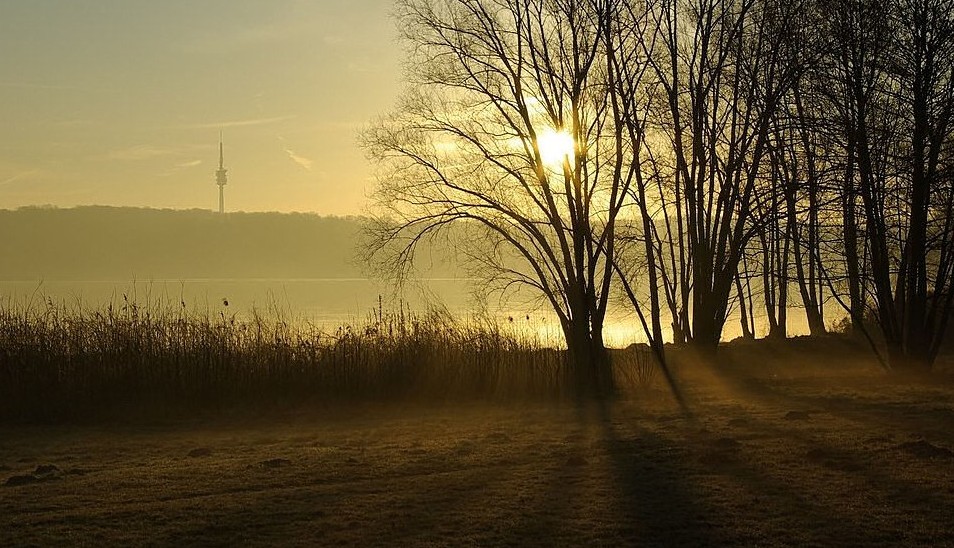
{"left": 0, "top": 0, "right": 401, "bottom": 215}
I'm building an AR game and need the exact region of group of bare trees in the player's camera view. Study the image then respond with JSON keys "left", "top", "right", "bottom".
{"left": 364, "top": 0, "right": 954, "bottom": 394}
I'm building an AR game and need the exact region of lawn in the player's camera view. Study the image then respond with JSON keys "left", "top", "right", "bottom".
{"left": 3, "top": 351, "right": 954, "bottom": 547}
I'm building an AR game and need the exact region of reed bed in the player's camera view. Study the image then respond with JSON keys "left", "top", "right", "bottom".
{"left": 0, "top": 295, "right": 595, "bottom": 420}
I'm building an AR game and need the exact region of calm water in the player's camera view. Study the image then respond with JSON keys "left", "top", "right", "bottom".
{"left": 0, "top": 278, "right": 830, "bottom": 347}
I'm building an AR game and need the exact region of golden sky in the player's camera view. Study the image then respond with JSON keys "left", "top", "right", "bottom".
{"left": 0, "top": 0, "right": 400, "bottom": 214}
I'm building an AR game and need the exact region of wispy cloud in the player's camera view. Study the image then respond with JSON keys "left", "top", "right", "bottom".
{"left": 276, "top": 134, "right": 314, "bottom": 172}
{"left": 158, "top": 159, "right": 204, "bottom": 178}
{"left": 0, "top": 170, "right": 39, "bottom": 186}
{"left": 177, "top": 115, "right": 295, "bottom": 130}
{"left": 285, "top": 149, "right": 313, "bottom": 171}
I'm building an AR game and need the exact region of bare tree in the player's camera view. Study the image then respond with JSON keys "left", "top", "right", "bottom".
{"left": 818, "top": 0, "right": 894, "bottom": 338}
{"left": 637, "top": 0, "right": 810, "bottom": 353}
{"left": 883, "top": 0, "right": 954, "bottom": 369}
{"left": 818, "top": 0, "right": 954, "bottom": 370}
{"left": 743, "top": 0, "right": 954, "bottom": 361}
{"left": 601, "top": 0, "right": 677, "bottom": 373}
{"left": 766, "top": 70, "right": 831, "bottom": 337}
{"left": 753, "top": 152, "right": 792, "bottom": 339}
{"left": 364, "top": 0, "right": 656, "bottom": 395}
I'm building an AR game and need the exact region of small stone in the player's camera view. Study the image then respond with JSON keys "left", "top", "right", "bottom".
{"left": 188, "top": 448, "right": 213, "bottom": 458}
{"left": 784, "top": 411, "right": 811, "bottom": 421}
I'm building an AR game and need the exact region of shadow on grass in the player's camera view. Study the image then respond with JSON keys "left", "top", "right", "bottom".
{"left": 684, "top": 366, "right": 954, "bottom": 544}
{"left": 578, "top": 402, "right": 724, "bottom": 546}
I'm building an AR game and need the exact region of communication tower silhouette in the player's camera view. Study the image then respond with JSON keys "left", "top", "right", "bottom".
{"left": 215, "top": 133, "right": 228, "bottom": 214}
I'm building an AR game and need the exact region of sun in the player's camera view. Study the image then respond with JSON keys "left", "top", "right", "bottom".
{"left": 535, "top": 128, "right": 575, "bottom": 169}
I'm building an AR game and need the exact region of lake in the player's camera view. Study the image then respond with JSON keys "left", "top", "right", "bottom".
{"left": 0, "top": 278, "right": 831, "bottom": 347}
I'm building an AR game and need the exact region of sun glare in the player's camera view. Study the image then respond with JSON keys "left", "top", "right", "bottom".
{"left": 535, "top": 129, "right": 575, "bottom": 169}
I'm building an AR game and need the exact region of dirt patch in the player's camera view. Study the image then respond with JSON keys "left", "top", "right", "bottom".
{"left": 896, "top": 440, "right": 954, "bottom": 459}
{"left": 4, "top": 475, "right": 40, "bottom": 487}
{"left": 4, "top": 464, "right": 63, "bottom": 488}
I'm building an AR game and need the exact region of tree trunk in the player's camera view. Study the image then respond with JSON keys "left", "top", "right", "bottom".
{"left": 843, "top": 137, "right": 865, "bottom": 334}
{"left": 563, "top": 317, "right": 612, "bottom": 399}
{"left": 760, "top": 229, "right": 781, "bottom": 338}
{"left": 735, "top": 272, "right": 755, "bottom": 340}
{"left": 690, "top": 289, "right": 727, "bottom": 359}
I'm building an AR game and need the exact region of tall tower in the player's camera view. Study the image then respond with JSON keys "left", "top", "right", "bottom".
{"left": 215, "top": 133, "right": 228, "bottom": 214}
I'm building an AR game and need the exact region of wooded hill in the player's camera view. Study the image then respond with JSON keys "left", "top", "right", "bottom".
{"left": 0, "top": 206, "right": 375, "bottom": 281}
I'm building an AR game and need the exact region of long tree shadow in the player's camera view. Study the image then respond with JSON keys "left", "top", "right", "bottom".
{"left": 680, "top": 366, "right": 954, "bottom": 544}
{"left": 587, "top": 401, "right": 729, "bottom": 546}
{"left": 589, "top": 392, "right": 954, "bottom": 546}
{"left": 709, "top": 363, "right": 954, "bottom": 443}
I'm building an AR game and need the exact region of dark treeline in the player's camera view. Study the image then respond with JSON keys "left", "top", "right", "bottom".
{"left": 365, "top": 0, "right": 954, "bottom": 392}
{"left": 0, "top": 206, "right": 373, "bottom": 281}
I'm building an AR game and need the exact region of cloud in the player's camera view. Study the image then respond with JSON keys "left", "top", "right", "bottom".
{"left": 178, "top": 115, "right": 295, "bottom": 130}
{"left": 0, "top": 170, "right": 39, "bottom": 186}
{"left": 285, "top": 149, "right": 313, "bottom": 171}
{"left": 158, "top": 158, "right": 205, "bottom": 178}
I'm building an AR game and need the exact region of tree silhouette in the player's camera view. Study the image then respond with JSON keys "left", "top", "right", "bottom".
{"left": 367, "top": 0, "right": 954, "bottom": 375}
{"left": 364, "top": 0, "right": 657, "bottom": 395}
{"left": 809, "top": 0, "right": 954, "bottom": 369}
{"left": 635, "top": 0, "right": 812, "bottom": 351}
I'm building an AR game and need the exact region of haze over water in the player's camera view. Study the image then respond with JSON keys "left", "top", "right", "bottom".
{"left": 0, "top": 278, "right": 825, "bottom": 347}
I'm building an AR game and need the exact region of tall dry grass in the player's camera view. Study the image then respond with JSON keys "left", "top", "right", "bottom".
{"left": 0, "top": 295, "right": 586, "bottom": 420}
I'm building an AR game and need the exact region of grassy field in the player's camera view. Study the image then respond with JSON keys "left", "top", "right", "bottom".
{"left": 3, "top": 347, "right": 954, "bottom": 547}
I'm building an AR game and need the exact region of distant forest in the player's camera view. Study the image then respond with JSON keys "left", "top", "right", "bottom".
{"left": 0, "top": 206, "right": 380, "bottom": 281}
